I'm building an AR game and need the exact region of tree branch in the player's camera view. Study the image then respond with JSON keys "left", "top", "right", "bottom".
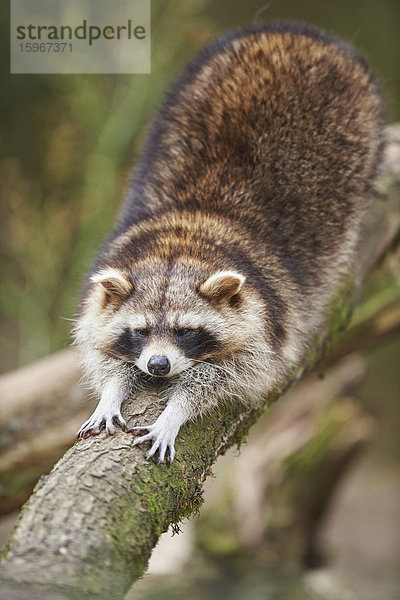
{"left": 1, "top": 125, "right": 399, "bottom": 600}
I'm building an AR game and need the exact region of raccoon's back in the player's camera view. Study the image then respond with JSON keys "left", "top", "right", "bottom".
{"left": 118, "top": 22, "right": 383, "bottom": 236}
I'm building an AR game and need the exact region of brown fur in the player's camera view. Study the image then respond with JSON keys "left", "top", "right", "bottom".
{"left": 75, "top": 23, "right": 384, "bottom": 462}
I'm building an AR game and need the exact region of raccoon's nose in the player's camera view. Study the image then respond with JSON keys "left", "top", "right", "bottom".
{"left": 147, "top": 355, "right": 171, "bottom": 376}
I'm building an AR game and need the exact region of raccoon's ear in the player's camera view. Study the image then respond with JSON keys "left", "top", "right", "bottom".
{"left": 199, "top": 271, "right": 245, "bottom": 302}
{"left": 91, "top": 268, "right": 133, "bottom": 299}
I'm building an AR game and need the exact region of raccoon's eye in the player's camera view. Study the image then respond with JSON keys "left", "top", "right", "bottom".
{"left": 175, "top": 328, "right": 196, "bottom": 338}
{"left": 135, "top": 328, "right": 150, "bottom": 337}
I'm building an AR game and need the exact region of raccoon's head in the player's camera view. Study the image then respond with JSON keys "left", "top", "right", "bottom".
{"left": 82, "top": 263, "right": 263, "bottom": 379}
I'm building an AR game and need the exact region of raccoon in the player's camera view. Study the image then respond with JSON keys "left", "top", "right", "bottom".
{"left": 75, "top": 22, "right": 384, "bottom": 463}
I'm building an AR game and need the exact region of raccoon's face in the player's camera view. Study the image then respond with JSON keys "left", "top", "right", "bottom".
{"left": 85, "top": 264, "right": 260, "bottom": 378}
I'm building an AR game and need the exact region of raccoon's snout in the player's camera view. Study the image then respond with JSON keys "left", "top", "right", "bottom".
{"left": 147, "top": 355, "right": 171, "bottom": 376}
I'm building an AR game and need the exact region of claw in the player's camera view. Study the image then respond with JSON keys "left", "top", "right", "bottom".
{"left": 131, "top": 419, "right": 177, "bottom": 464}
{"left": 77, "top": 411, "right": 127, "bottom": 439}
{"left": 133, "top": 430, "right": 153, "bottom": 445}
{"left": 114, "top": 415, "right": 128, "bottom": 432}
{"left": 146, "top": 439, "right": 161, "bottom": 459}
{"left": 131, "top": 425, "right": 153, "bottom": 433}
{"left": 157, "top": 442, "right": 167, "bottom": 464}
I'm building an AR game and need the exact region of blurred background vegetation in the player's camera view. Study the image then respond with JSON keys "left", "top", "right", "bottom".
{"left": 1, "top": 0, "right": 400, "bottom": 371}
{"left": 0, "top": 1, "right": 400, "bottom": 599}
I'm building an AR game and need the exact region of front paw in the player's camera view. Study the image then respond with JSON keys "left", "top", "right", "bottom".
{"left": 132, "top": 423, "right": 177, "bottom": 464}
{"left": 77, "top": 410, "right": 127, "bottom": 439}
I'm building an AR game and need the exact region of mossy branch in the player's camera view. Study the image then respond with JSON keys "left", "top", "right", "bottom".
{"left": 0, "top": 125, "right": 399, "bottom": 600}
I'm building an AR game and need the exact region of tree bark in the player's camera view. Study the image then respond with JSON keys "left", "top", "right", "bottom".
{"left": 0, "top": 125, "right": 399, "bottom": 600}
{"left": 0, "top": 349, "right": 92, "bottom": 515}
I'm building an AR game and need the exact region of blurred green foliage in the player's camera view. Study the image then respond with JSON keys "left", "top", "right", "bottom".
{"left": 1, "top": 0, "right": 400, "bottom": 371}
